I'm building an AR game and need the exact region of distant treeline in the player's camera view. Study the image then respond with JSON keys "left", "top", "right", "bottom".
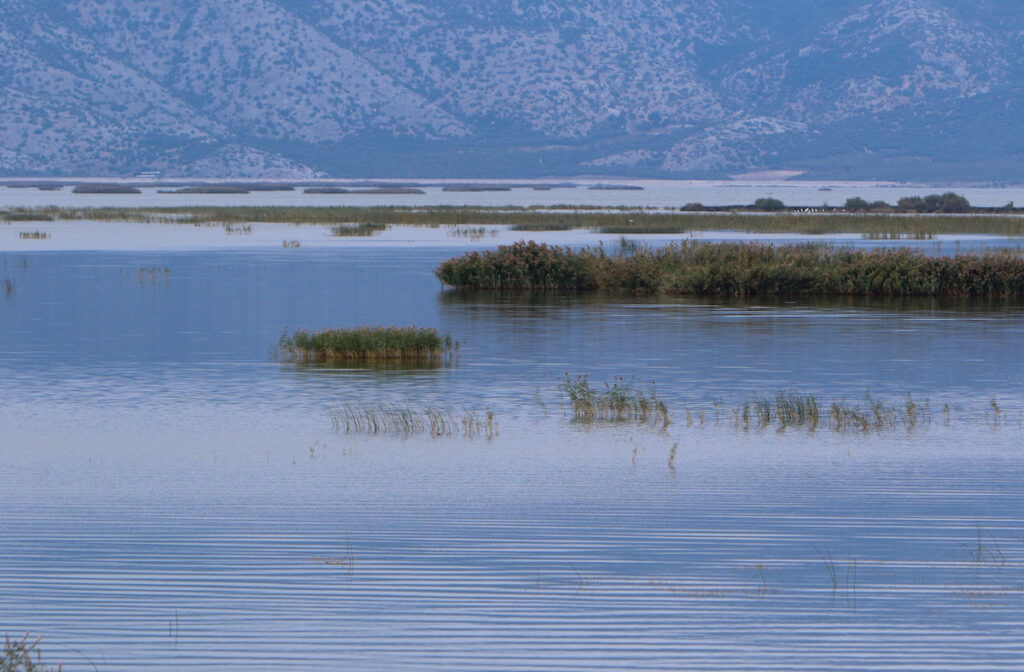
{"left": 683, "top": 192, "right": 995, "bottom": 214}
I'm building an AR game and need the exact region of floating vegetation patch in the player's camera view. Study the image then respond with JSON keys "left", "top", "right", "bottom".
{"left": 278, "top": 326, "right": 454, "bottom": 363}
{"left": 72, "top": 183, "right": 141, "bottom": 194}
{"left": 304, "top": 187, "right": 350, "bottom": 194}
{"left": 561, "top": 374, "right": 669, "bottom": 429}
{"left": 437, "top": 240, "right": 1024, "bottom": 298}
{"left": 2, "top": 633, "right": 61, "bottom": 672}
{"left": 18, "top": 231, "right": 49, "bottom": 240}
{"left": 330, "top": 403, "right": 497, "bottom": 439}
{"left": 329, "top": 223, "right": 387, "bottom": 237}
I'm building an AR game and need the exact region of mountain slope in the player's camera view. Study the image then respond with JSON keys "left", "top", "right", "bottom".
{"left": 2, "top": 0, "right": 1023, "bottom": 179}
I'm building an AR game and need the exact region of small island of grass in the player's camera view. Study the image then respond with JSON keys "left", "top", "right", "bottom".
{"left": 436, "top": 240, "right": 1024, "bottom": 298}
{"left": 72, "top": 183, "right": 142, "bottom": 194}
{"left": 278, "top": 326, "right": 454, "bottom": 362}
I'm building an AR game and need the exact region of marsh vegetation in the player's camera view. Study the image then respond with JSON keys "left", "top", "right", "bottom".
{"left": 437, "top": 240, "right": 1024, "bottom": 297}
{"left": 561, "top": 374, "right": 670, "bottom": 428}
{"left": 11, "top": 205, "right": 1024, "bottom": 237}
{"left": 329, "top": 223, "right": 387, "bottom": 236}
{"left": 2, "top": 634, "right": 61, "bottom": 672}
{"left": 278, "top": 326, "right": 454, "bottom": 363}
{"left": 72, "top": 184, "right": 141, "bottom": 194}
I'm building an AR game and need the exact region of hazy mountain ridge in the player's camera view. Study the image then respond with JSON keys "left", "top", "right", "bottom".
{"left": 2, "top": 0, "right": 1022, "bottom": 179}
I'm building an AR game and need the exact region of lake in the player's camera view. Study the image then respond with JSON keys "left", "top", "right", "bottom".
{"left": 1, "top": 223, "right": 1023, "bottom": 670}
{"left": 6, "top": 178, "right": 1024, "bottom": 209}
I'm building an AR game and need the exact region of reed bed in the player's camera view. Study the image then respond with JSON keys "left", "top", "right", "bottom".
{"left": 562, "top": 374, "right": 669, "bottom": 428}
{"left": 330, "top": 403, "right": 497, "bottom": 439}
{"left": 13, "top": 205, "right": 1024, "bottom": 236}
{"left": 18, "top": 231, "right": 49, "bottom": 240}
{"left": 437, "top": 240, "right": 1024, "bottom": 298}
{"left": 278, "top": 326, "right": 454, "bottom": 363}
{"left": 1, "top": 211, "right": 54, "bottom": 222}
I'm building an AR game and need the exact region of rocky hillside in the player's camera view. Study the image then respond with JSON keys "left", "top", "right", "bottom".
{"left": 2, "top": 0, "right": 1023, "bottom": 179}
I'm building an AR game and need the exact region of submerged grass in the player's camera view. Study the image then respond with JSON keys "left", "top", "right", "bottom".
{"left": 437, "top": 240, "right": 1024, "bottom": 298}
{"left": 561, "top": 374, "right": 669, "bottom": 428}
{"left": 278, "top": 326, "right": 454, "bottom": 363}
{"left": 330, "top": 403, "right": 497, "bottom": 439}
{"left": 12, "top": 205, "right": 1024, "bottom": 236}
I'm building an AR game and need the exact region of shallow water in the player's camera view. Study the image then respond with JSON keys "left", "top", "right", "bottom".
{"left": 1, "top": 231, "right": 1023, "bottom": 670}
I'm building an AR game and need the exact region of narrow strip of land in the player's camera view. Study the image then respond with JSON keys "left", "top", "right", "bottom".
{"left": 5, "top": 206, "right": 1024, "bottom": 236}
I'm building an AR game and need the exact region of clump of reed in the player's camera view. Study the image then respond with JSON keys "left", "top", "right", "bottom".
{"left": 329, "top": 223, "right": 387, "bottom": 237}
{"left": 18, "top": 231, "right": 49, "bottom": 240}
{"left": 224, "top": 223, "right": 252, "bottom": 235}
{"left": 2, "top": 633, "right": 61, "bottom": 672}
{"left": 130, "top": 267, "right": 170, "bottom": 283}
{"left": 749, "top": 391, "right": 822, "bottom": 429}
{"left": 436, "top": 240, "right": 1024, "bottom": 298}
{"left": 734, "top": 391, "right": 928, "bottom": 432}
{"left": 828, "top": 395, "right": 927, "bottom": 432}
{"left": 330, "top": 403, "right": 497, "bottom": 439}
{"left": 561, "top": 374, "right": 669, "bottom": 428}
{"left": 282, "top": 239, "right": 301, "bottom": 248}
{"left": 447, "top": 225, "right": 496, "bottom": 240}
{"left": 278, "top": 326, "right": 454, "bottom": 363}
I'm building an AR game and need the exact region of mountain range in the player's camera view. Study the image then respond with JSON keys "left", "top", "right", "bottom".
{"left": 3, "top": 0, "right": 1024, "bottom": 180}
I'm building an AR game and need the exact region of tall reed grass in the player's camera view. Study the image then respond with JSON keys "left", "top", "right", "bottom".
{"left": 437, "top": 240, "right": 1024, "bottom": 297}
{"left": 738, "top": 391, "right": 927, "bottom": 432}
{"left": 561, "top": 374, "right": 669, "bottom": 428}
{"left": 278, "top": 326, "right": 454, "bottom": 363}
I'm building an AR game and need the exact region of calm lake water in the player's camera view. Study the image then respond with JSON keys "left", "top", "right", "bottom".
{"left": 7, "top": 178, "right": 1024, "bottom": 209}
{"left": 1, "top": 224, "right": 1023, "bottom": 670}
